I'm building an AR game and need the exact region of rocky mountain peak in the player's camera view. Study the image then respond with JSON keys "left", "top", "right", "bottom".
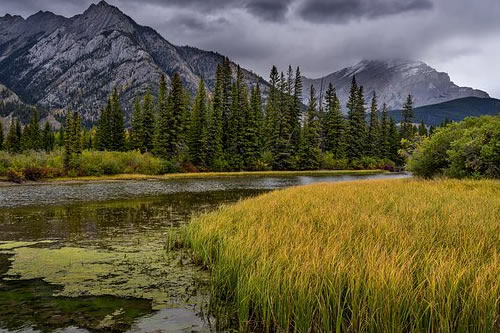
{"left": 304, "top": 59, "right": 489, "bottom": 111}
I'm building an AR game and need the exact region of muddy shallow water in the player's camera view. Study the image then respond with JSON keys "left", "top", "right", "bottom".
{"left": 0, "top": 173, "right": 409, "bottom": 332}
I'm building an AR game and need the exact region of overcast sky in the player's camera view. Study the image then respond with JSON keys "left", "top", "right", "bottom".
{"left": 1, "top": 0, "right": 499, "bottom": 97}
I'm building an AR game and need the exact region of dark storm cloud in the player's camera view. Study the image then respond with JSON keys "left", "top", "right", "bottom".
{"left": 298, "top": 0, "right": 433, "bottom": 23}
{"left": 1, "top": 0, "right": 500, "bottom": 96}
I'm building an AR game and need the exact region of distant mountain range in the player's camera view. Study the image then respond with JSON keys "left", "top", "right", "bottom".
{"left": 0, "top": 1, "right": 495, "bottom": 128}
{"left": 387, "top": 97, "right": 500, "bottom": 126}
{"left": 303, "top": 59, "right": 489, "bottom": 111}
{"left": 0, "top": 1, "right": 265, "bottom": 123}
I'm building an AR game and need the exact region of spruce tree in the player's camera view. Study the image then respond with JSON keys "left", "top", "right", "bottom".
{"left": 291, "top": 67, "right": 303, "bottom": 154}
{"left": 418, "top": 121, "right": 428, "bottom": 136}
{"left": 367, "top": 92, "right": 380, "bottom": 157}
{"left": 41, "top": 122, "right": 55, "bottom": 152}
{"left": 188, "top": 78, "right": 209, "bottom": 168}
{"left": 264, "top": 66, "right": 280, "bottom": 154}
{"left": 57, "top": 126, "right": 65, "bottom": 147}
{"left": 72, "top": 112, "right": 82, "bottom": 155}
{"left": 272, "top": 71, "right": 292, "bottom": 170}
{"left": 323, "top": 83, "right": 346, "bottom": 159}
{"left": 166, "top": 73, "right": 186, "bottom": 158}
{"left": 15, "top": 120, "right": 22, "bottom": 152}
{"left": 379, "top": 103, "right": 390, "bottom": 159}
{"left": 388, "top": 118, "right": 401, "bottom": 164}
{"left": 300, "top": 85, "right": 321, "bottom": 169}
{"left": 206, "top": 64, "right": 224, "bottom": 168}
{"left": 401, "top": 94, "right": 414, "bottom": 140}
{"left": 5, "top": 119, "right": 20, "bottom": 153}
{"left": 110, "top": 89, "right": 125, "bottom": 151}
{"left": 221, "top": 57, "right": 233, "bottom": 154}
{"left": 131, "top": 97, "right": 144, "bottom": 151}
{"left": 0, "top": 120, "right": 3, "bottom": 150}
{"left": 63, "top": 110, "right": 74, "bottom": 168}
{"left": 243, "top": 83, "right": 262, "bottom": 168}
{"left": 345, "top": 77, "right": 367, "bottom": 160}
{"left": 96, "top": 98, "right": 112, "bottom": 151}
{"left": 141, "top": 89, "right": 155, "bottom": 153}
{"left": 153, "top": 74, "right": 170, "bottom": 157}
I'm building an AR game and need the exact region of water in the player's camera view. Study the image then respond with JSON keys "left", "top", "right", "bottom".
{"left": 0, "top": 173, "right": 408, "bottom": 332}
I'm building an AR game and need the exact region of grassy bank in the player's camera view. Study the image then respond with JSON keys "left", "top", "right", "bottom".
{"left": 0, "top": 149, "right": 389, "bottom": 183}
{"left": 184, "top": 179, "right": 500, "bottom": 332}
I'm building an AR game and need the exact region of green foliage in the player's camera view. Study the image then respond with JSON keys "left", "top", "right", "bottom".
{"left": 408, "top": 116, "right": 500, "bottom": 178}
{"left": 400, "top": 94, "right": 414, "bottom": 140}
{"left": 345, "top": 77, "right": 367, "bottom": 160}
{"left": 0, "top": 120, "right": 3, "bottom": 150}
{"left": 323, "top": 83, "right": 346, "bottom": 159}
{"left": 300, "top": 85, "right": 322, "bottom": 170}
{"left": 188, "top": 79, "right": 209, "bottom": 168}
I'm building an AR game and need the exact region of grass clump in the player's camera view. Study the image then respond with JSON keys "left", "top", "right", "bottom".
{"left": 184, "top": 178, "right": 500, "bottom": 332}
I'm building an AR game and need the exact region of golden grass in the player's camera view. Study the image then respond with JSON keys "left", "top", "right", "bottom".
{"left": 184, "top": 179, "right": 500, "bottom": 332}
{"left": 37, "top": 170, "right": 385, "bottom": 183}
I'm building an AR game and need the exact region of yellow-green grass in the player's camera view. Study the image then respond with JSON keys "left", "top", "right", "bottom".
{"left": 184, "top": 179, "right": 500, "bottom": 332}
{"left": 0, "top": 169, "right": 385, "bottom": 185}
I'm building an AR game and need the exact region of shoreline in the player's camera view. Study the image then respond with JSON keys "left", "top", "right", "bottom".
{"left": 0, "top": 170, "right": 389, "bottom": 187}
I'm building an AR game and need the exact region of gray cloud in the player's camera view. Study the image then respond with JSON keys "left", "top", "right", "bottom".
{"left": 298, "top": 0, "right": 433, "bottom": 23}
{"left": 0, "top": 0, "right": 500, "bottom": 97}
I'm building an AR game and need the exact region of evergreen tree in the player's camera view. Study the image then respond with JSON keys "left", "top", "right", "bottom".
{"left": 401, "top": 94, "right": 414, "bottom": 140}
{"left": 379, "top": 103, "right": 390, "bottom": 159}
{"left": 206, "top": 64, "right": 224, "bottom": 168}
{"left": 221, "top": 57, "right": 233, "bottom": 154}
{"left": 110, "top": 89, "right": 125, "bottom": 151}
{"left": 388, "top": 118, "right": 401, "bottom": 165}
{"left": 323, "top": 83, "right": 346, "bottom": 158}
{"left": 5, "top": 119, "right": 20, "bottom": 153}
{"left": 345, "top": 77, "right": 367, "bottom": 160}
{"left": 272, "top": 71, "right": 293, "bottom": 170}
{"left": 300, "top": 85, "right": 322, "bottom": 169}
{"left": 0, "top": 120, "right": 3, "bottom": 150}
{"left": 291, "top": 67, "right": 303, "bottom": 154}
{"left": 153, "top": 74, "right": 170, "bottom": 157}
{"left": 131, "top": 97, "right": 144, "bottom": 151}
{"left": 243, "top": 83, "right": 263, "bottom": 168}
{"left": 367, "top": 92, "right": 380, "bottom": 157}
{"left": 96, "top": 98, "right": 112, "bottom": 151}
{"left": 165, "top": 73, "right": 186, "bottom": 158}
{"left": 41, "top": 122, "right": 55, "bottom": 152}
{"left": 418, "top": 121, "right": 428, "bottom": 136}
{"left": 188, "top": 78, "right": 209, "bottom": 168}
{"left": 264, "top": 66, "right": 280, "bottom": 153}
{"left": 141, "top": 89, "right": 155, "bottom": 153}
{"left": 71, "top": 112, "right": 82, "bottom": 155}
{"left": 63, "top": 110, "right": 74, "bottom": 168}
{"left": 57, "top": 126, "right": 65, "bottom": 147}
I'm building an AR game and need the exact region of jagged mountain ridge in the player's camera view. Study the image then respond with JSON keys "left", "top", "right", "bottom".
{"left": 302, "top": 59, "right": 489, "bottom": 111}
{"left": 0, "top": 1, "right": 266, "bottom": 122}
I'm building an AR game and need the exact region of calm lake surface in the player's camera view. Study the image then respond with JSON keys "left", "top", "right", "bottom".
{"left": 0, "top": 173, "right": 408, "bottom": 332}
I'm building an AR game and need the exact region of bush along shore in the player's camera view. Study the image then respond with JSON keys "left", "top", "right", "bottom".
{"left": 183, "top": 178, "right": 500, "bottom": 332}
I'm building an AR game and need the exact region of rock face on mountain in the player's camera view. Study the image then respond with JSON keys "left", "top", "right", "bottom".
{"left": 302, "top": 60, "right": 490, "bottom": 111}
{"left": 0, "top": 1, "right": 265, "bottom": 122}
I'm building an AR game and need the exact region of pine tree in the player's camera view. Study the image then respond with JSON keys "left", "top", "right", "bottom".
{"left": 379, "top": 103, "right": 390, "bottom": 159}
{"left": 388, "top": 118, "right": 401, "bottom": 165}
{"left": 401, "top": 94, "right": 414, "bottom": 140}
{"left": 110, "top": 89, "right": 125, "bottom": 151}
{"left": 264, "top": 66, "right": 280, "bottom": 153}
{"left": 63, "top": 110, "right": 74, "bottom": 168}
{"left": 418, "top": 121, "right": 428, "bottom": 136}
{"left": 367, "top": 92, "right": 380, "bottom": 157}
{"left": 291, "top": 67, "right": 303, "bottom": 154}
{"left": 300, "top": 85, "right": 322, "bottom": 169}
{"left": 131, "top": 97, "right": 144, "bottom": 151}
{"left": 166, "top": 73, "right": 186, "bottom": 158}
{"left": 0, "top": 120, "right": 3, "bottom": 150}
{"left": 141, "top": 89, "right": 155, "bottom": 153}
{"left": 5, "top": 119, "right": 20, "bottom": 153}
{"left": 96, "top": 98, "right": 112, "bottom": 151}
{"left": 243, "top": 83, "right": 263, "bottom": 168}
{"left": 272, "top": 71, "right": 293, "bottom": 170}
{"left": 345, "top": 77, "right": 367, "bottom": 160}
{"left": 323, "top": 83, "right": 346, "bottom": 159}
{"left": 153, "top": 74, "right": 170, "bottom": 157}
{"left": 221, "top": 57, "right": 233, "bottom": 154}
{"left": 206, "top": 64, "right": 224, "bottom": 168}
{"left": 72, "top": 112, "right": 82, "bottom": 155}
{"left": 41, "top": 122, "right": 55, "bottom": 152}
{"left": 188, "top": 78, "right": 209, "bottom": 168}
{"left": 57, "top": 126, "right": 65, "bottom": 147}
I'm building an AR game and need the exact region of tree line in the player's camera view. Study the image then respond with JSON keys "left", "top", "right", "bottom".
{"left": 1, "top": 57, "right": 434, "bottom": 171}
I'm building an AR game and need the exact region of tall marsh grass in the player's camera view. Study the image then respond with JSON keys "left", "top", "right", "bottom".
{"left": 185, "top": 179, "right": 500, "bottom": 332}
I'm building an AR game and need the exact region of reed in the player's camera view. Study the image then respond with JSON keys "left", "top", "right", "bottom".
{"left": 184, "top": 178, "right": 500, "bottom": 332}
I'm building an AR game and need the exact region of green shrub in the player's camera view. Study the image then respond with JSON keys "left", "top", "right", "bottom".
{"left": 321, "top": 153, "right": 349, "bottom": 170}
{"left": 23, "top": 167, "right": 46, "bottom": 181}
{"left": 7, "top": 168, "right": 24, "bottom": 183}
{"left": 408, "top": 116, "right": 500, "bottom": 178}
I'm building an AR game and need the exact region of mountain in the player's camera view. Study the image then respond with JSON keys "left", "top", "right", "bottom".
{"left": 386, "top": 97, "right": 500, "bottom": 126}
{"left": 0, "top": 1, "right": 266, "bottom": 123}
{"left": 302, "top": 59, "right": 490, "bottom": 111}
